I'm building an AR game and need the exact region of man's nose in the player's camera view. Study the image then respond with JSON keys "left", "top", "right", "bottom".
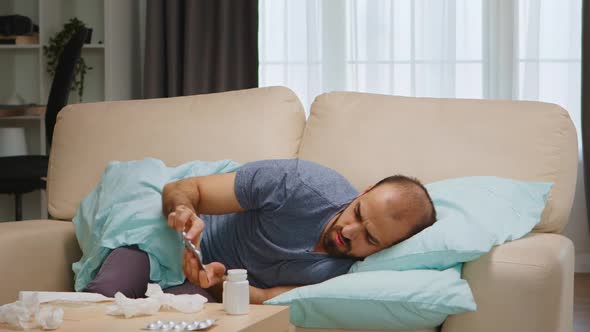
{"left": 342, "top": 223, "right": 361, "bottom": 241}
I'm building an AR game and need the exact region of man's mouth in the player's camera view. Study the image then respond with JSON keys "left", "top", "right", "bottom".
{"left": 334, "top": 231, "right": 345, "bottom": 248}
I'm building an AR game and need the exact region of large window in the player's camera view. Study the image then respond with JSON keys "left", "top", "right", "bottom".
{"left": 259, "top": 0, "right": 581, "bottom": 127}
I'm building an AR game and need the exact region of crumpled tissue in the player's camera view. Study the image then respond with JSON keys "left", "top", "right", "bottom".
{"left": 106, "top": 284, "right": 207, "bottom": 318}
{"left": 36, "top": 306, "right": 64, "bottom": 330}
{"left": 0, "top": 293, "right": 64, "bottom": 330}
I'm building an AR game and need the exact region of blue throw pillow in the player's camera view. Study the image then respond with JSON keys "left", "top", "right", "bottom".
{"left": 350, "top": 176, "right": 552, "bottom": 273}
{"left": 265, "top": 265, "right": 475, "bottom": 330}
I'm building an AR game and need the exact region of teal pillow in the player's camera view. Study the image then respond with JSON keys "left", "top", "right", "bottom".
{"left": 264, "top": 265, "right": 475, "bottom": 330}
{"left": 350, "top": 176, "right": 552, "bottom": 273}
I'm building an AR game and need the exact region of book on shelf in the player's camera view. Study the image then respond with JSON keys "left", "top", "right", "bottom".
{"left": 0, "top": 104, "right": 45, "bottom": 117}
{"left": 0, "top": 34, "right": 39, "bottom": 45}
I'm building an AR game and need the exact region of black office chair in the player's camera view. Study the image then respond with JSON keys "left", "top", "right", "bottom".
{"left": 0, "top": 28, "right": 88, "bottom": 221}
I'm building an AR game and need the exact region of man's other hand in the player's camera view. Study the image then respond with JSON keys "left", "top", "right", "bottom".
{"left": 183, "top": 249, "right": 226, "bottom": 289}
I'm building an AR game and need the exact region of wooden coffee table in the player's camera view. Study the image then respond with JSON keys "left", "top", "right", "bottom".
{"left": 0, "top": 302, "right": 290, "bottom": 332}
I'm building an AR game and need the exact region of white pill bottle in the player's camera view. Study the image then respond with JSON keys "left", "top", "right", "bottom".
{"left": 223, "top": 269, "right": 250, "bottom": 315}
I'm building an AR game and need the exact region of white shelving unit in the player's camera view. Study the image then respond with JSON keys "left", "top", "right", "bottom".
{"left": 0, "top": 45, "right": 41, "bottom": 49}
{"left": 0, "top": 0, "right": 139, "bottom": 106}
{"left": 0, "top": 0, "right": 140, "bottom": 221}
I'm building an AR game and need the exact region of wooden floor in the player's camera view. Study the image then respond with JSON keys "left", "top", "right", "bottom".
{"left": 575, "top": 273, "right": 590, "bottom": 332}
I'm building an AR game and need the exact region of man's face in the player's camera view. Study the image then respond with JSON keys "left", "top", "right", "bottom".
{"left": 320, "top": 183, "right": 419, "bottom": 259}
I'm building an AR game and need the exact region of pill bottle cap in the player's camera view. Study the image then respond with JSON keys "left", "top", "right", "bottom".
{"left": 227, "top": 269, "right": 247, "bottom": 282}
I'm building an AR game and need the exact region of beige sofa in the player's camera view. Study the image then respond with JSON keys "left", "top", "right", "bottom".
{"left": 0, "top": 86, "right": 577, "bottom": 332}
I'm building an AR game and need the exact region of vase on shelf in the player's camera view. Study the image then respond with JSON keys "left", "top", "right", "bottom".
{"left": 0, "top": 128, "right": 27, "bottom": 157}
{"left": 84, "top": 28, "right": 93, "bottom": 44}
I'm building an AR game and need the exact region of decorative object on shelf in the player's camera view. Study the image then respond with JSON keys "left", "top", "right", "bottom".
{"left": 0, "top": 34, "right": 39, "bottom": 45}
{"left": 0, "top": 15, "right": 38, "bottom": 35}
{"left": 0, "top": 14, "right": 39, "bottom": 45}
{"left": 43, "top": 18, "right": 93, "bottom": 101}
{"left": 85, "top": 28, "right": 93, "bottom": 44}
{"left": 1, "top": 92, "right": 26, "bottom": 106}
{"left": 0, "top": 128, "right": 27, "bottom": 157}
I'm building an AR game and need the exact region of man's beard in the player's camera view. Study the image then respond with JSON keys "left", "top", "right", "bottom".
{"left": 322, "top": 223, "right": 354, "bottom": 258}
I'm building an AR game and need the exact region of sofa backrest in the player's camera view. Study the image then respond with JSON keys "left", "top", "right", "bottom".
{"left": 298, "top": 92, "right": 578, "bottom": 233}
{"left": 47, "top": 86, "right": 305, "bottom": 220}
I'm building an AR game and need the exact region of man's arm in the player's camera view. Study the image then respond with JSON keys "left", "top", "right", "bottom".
{"left": 251, "top": 285, "right": 299, "bottom": 304}
{"left": 162, "top": 172, "right": 245, "bottom": 216}
{"left": 207, "top": 283, "right": 299, "bottom": 304}
{"left": 163, "top": 172, "right": 245, "bottom": 239}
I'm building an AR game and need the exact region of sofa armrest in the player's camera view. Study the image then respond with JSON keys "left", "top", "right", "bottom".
{"left": 442, "top": 233, "right": 574, "bottom": 332}
{"left": 0, "top": 220, "right": 81, "bottom": 304}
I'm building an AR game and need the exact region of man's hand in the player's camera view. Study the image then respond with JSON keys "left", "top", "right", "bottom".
{"left": 183, "top": 249, "right": 226, "bottom": 289}
{"left": 249, "top": 285, "right": 299, "bottom": 304}
{"left": 167, "top": 205, "right": 206, "bottom": 242}
{"left": 248, "top": 286, "right": 268, "bottom": 304}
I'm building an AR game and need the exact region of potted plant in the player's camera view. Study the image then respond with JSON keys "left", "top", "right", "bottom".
{"left": 43, "top": 18, "right": 93, "bottom": 101}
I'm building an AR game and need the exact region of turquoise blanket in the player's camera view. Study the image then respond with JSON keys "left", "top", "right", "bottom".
{"left": 72, "top": 158, "right": 240, "bottom": 292}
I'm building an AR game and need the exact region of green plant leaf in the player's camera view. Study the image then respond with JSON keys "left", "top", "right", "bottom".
{"left": 43, "top": 18, "right": 93, "bottom": 101}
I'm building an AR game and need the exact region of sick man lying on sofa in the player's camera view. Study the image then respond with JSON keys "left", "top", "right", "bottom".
{"left": 82, "top": 159, "right": 437, "bottom": 304}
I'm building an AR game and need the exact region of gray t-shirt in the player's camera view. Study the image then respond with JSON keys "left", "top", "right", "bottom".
{"left": 200, "top": 159, "right": 358, "bottom": 289}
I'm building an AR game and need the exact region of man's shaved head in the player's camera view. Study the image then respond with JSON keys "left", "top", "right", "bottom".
{"left": 318, "top": 174, "right": 437, "bottom": 259}
{"left": 371, "top": 175, "right": 437, "bottom": 245}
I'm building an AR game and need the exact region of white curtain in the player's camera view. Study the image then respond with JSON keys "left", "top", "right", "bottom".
{"left": 259, "top": 0, "right": 581, "bottom": 115}
{"left": 259, "top": 0, "right": 588, "bottom": 270}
